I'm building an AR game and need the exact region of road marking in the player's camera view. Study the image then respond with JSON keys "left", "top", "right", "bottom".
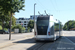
{"left": 64, "top": 36, "right": 75, "bottom": 45}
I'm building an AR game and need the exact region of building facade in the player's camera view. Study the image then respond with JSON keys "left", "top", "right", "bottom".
{"left": 16, "top": 15, "right": 39, "bottom": 30}
{"left": 30, "top": 15, "right": 39, "bottom": 20}
{"left": 16, "top": 18, "right": 30, "bottom": 30}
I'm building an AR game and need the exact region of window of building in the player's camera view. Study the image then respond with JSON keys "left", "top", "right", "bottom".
{"left": 19, "top": 18, "right": 24, "bottom": 20}
{"left": 19, "top": 21, "right": 21, "bottom": 23}
{"left": 24, "top": 21, "right": 26, "bottom": 23}
{"left": 24, "top": 24, "right": 26, "bottom": 25}
{"left": 22, "top": 18, "right": 24, "bottom": 20}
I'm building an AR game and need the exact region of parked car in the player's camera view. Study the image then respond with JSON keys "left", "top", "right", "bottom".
{"left": 0, "top": 30, "right": 9, "bottom": 34}
{"left": 5, "top": 30, "right": 9, "bottom": 34}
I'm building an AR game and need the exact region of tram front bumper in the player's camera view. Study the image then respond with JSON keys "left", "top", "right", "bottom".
{"left": 35, "top": 38, "right": 54, "bottom": 41}
{"left": 34, "top": 36, "right": 55, "bottom": 41}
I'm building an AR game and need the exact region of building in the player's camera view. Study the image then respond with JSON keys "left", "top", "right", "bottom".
{"left": 16, "top": 18, "right": 30, "bottom": 30}
{"left": 30, "top": 15, "right": 39, "bottom": 20}
{"left": 30, "top": 15, "right": 53, "bottom": 20}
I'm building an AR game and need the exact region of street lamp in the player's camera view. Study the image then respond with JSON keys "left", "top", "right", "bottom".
{"left": 34, "top": 3, "right": 36, "bottom": 21}
{"left": 34, "top": 3, "right": 36, "bottom": 34}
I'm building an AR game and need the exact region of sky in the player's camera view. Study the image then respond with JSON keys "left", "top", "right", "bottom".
{"left": 14, "top": 0, "right": 75, "bottom": 25}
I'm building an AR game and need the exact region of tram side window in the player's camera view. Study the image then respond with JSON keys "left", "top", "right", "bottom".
{"left": 54, "top": 23, "right": 59, "bottom": 31}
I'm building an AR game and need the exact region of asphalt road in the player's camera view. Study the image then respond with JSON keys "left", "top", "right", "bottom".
{"left": 0, "top": 31, "right": 75, "bottom": 50}
{"left": 63, "top": 31, "right": 75, "bottom": 43}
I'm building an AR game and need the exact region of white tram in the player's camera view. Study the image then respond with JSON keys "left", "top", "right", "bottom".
{"left": 34, "top": 15, "right": 62, "bottom": 41}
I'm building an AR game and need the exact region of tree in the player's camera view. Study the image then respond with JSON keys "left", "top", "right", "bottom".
{"left": 12, "top": 16, "right": 16, "bottom": 26}
{"left": 0, "top": 0, "right": 25, "bottom": 40}
{"left": 0, "top": 25, "right": 2, "bottom": 30}
{"left": 12, "top": 24, "right": 25, "bottom": 33}
{"left": 0, "top": 15, "right": 10, "bottom": 30}
{"left": 0, "top": 14, "right": 16, "bottom": 30}
{"left": 63, "top": 20, "right": 75, "bottom": 30}
{"left": 3, "top": 16, "right": 16, "bottom": 29}
{"left": 0, "top": 0, "right": 25, "bottom": 14}
{"left": 27, "top": 20, "right": 34, "bottom": 29}
{"left": 4, "top": 21, "right": 10, "bottom": 29}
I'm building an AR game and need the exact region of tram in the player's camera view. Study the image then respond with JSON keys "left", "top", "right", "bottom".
{"left": 34, "top": 15, "right": 62, "bottom": 41}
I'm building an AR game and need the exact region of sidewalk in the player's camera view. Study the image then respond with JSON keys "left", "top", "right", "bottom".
{"left": 0, "top": 34, "right": 34, "bottom": 49}
{"left": 0, "top": 32, "right": 34, "bottom": 43}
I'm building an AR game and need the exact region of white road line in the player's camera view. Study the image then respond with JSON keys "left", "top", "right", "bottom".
{"left": 64, "top": 36, "right": 75, "bottom": 45}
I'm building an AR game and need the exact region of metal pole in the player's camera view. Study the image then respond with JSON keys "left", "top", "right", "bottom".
{"left": 59, "top": 21, "right": 60, "bottom": 37}
{"left": 67, "top": 23, "right": 69, "bottom": 30}
{"left": 34, "top": 3, "right": 36, "bottom": 21}
{"left": 34, "top": 3, "right": 36, "bottom": 34}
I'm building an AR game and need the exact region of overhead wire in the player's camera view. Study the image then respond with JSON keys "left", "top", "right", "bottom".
{"left": 34, "top": 0, "right": 43, "bottom": 10}
{"left": 50, "top": 0, "right": 57, "bottom": 11}
{"left": 35, "top": 0, "right": 47, "bottom": 10}
{"left": 33, "top": 0, "right": 43, "bottom": 15}
{"left": 34, "top": 0, "right": 61, "bottom": 15}
{"left": 36, "top": 0, "right": 53, "bottom": 15}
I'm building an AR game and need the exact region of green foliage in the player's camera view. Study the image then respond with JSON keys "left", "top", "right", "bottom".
{"left": 0, "top": 25, "right": 2, "bottom": 30}
{"left": 0, "top": 25, "right": 8, "bottom": 31}
{"left": 12, "top": 16, "right": 16, "bottom": 26}
{"left": 54, "top": 24, "right": 59, "bottom": 29}
{"left": 63, "top": 20, "right": 75, "bottom": 30}
{"left": 21, "top": 27, "right": 25, "bottom": 33}
{"left": 0, "top": 0, "right": 25, "bottom": 13}
{"left": 0, "top": 16, "right": 16, "bottom": 29}
{"left": 4, "top": 28, "right": 8, "bottom": 31}
{"left": 4, "top": 21, "right": 9, "bottom": 29}
{"left": 54, "top": 22, "right": 63, "bottom": 31}
{"left": 12, "top": 24, "right": 22, "bottom": 30}
{"left": 54, "top": 23, "right": 60, "bottom": 31}
{"left": 12, "top": 24, "right": 25, "bottom": 33}
{"left": 0, "top": 0, "right": 25, "bottom": 31}
{"left": 27, "top": 20, "right": 34, "bottom": 29}
{"left": 22, "top": 27, "right": 25, "bottom": 30}
{"left": 27, "top": 27, "right": 30, "bottom": 32}
{"left": 0, "top": 15, "right": 10, "bottom": 30}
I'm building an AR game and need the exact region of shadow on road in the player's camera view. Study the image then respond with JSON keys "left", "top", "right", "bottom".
{"left": 27, "top": 38, "right": 62, "bottom": 50}
{"left": 13, "top": 37, "right": 62, "bottom": 50}
{"left": 13, "top": 38, "right": 54, "bottom": 43}
{"left": 13, "top": 36, "right": 75, "bottom": 50}
{"left": 13, "top": 37, "right": 57, "bottom": 50}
